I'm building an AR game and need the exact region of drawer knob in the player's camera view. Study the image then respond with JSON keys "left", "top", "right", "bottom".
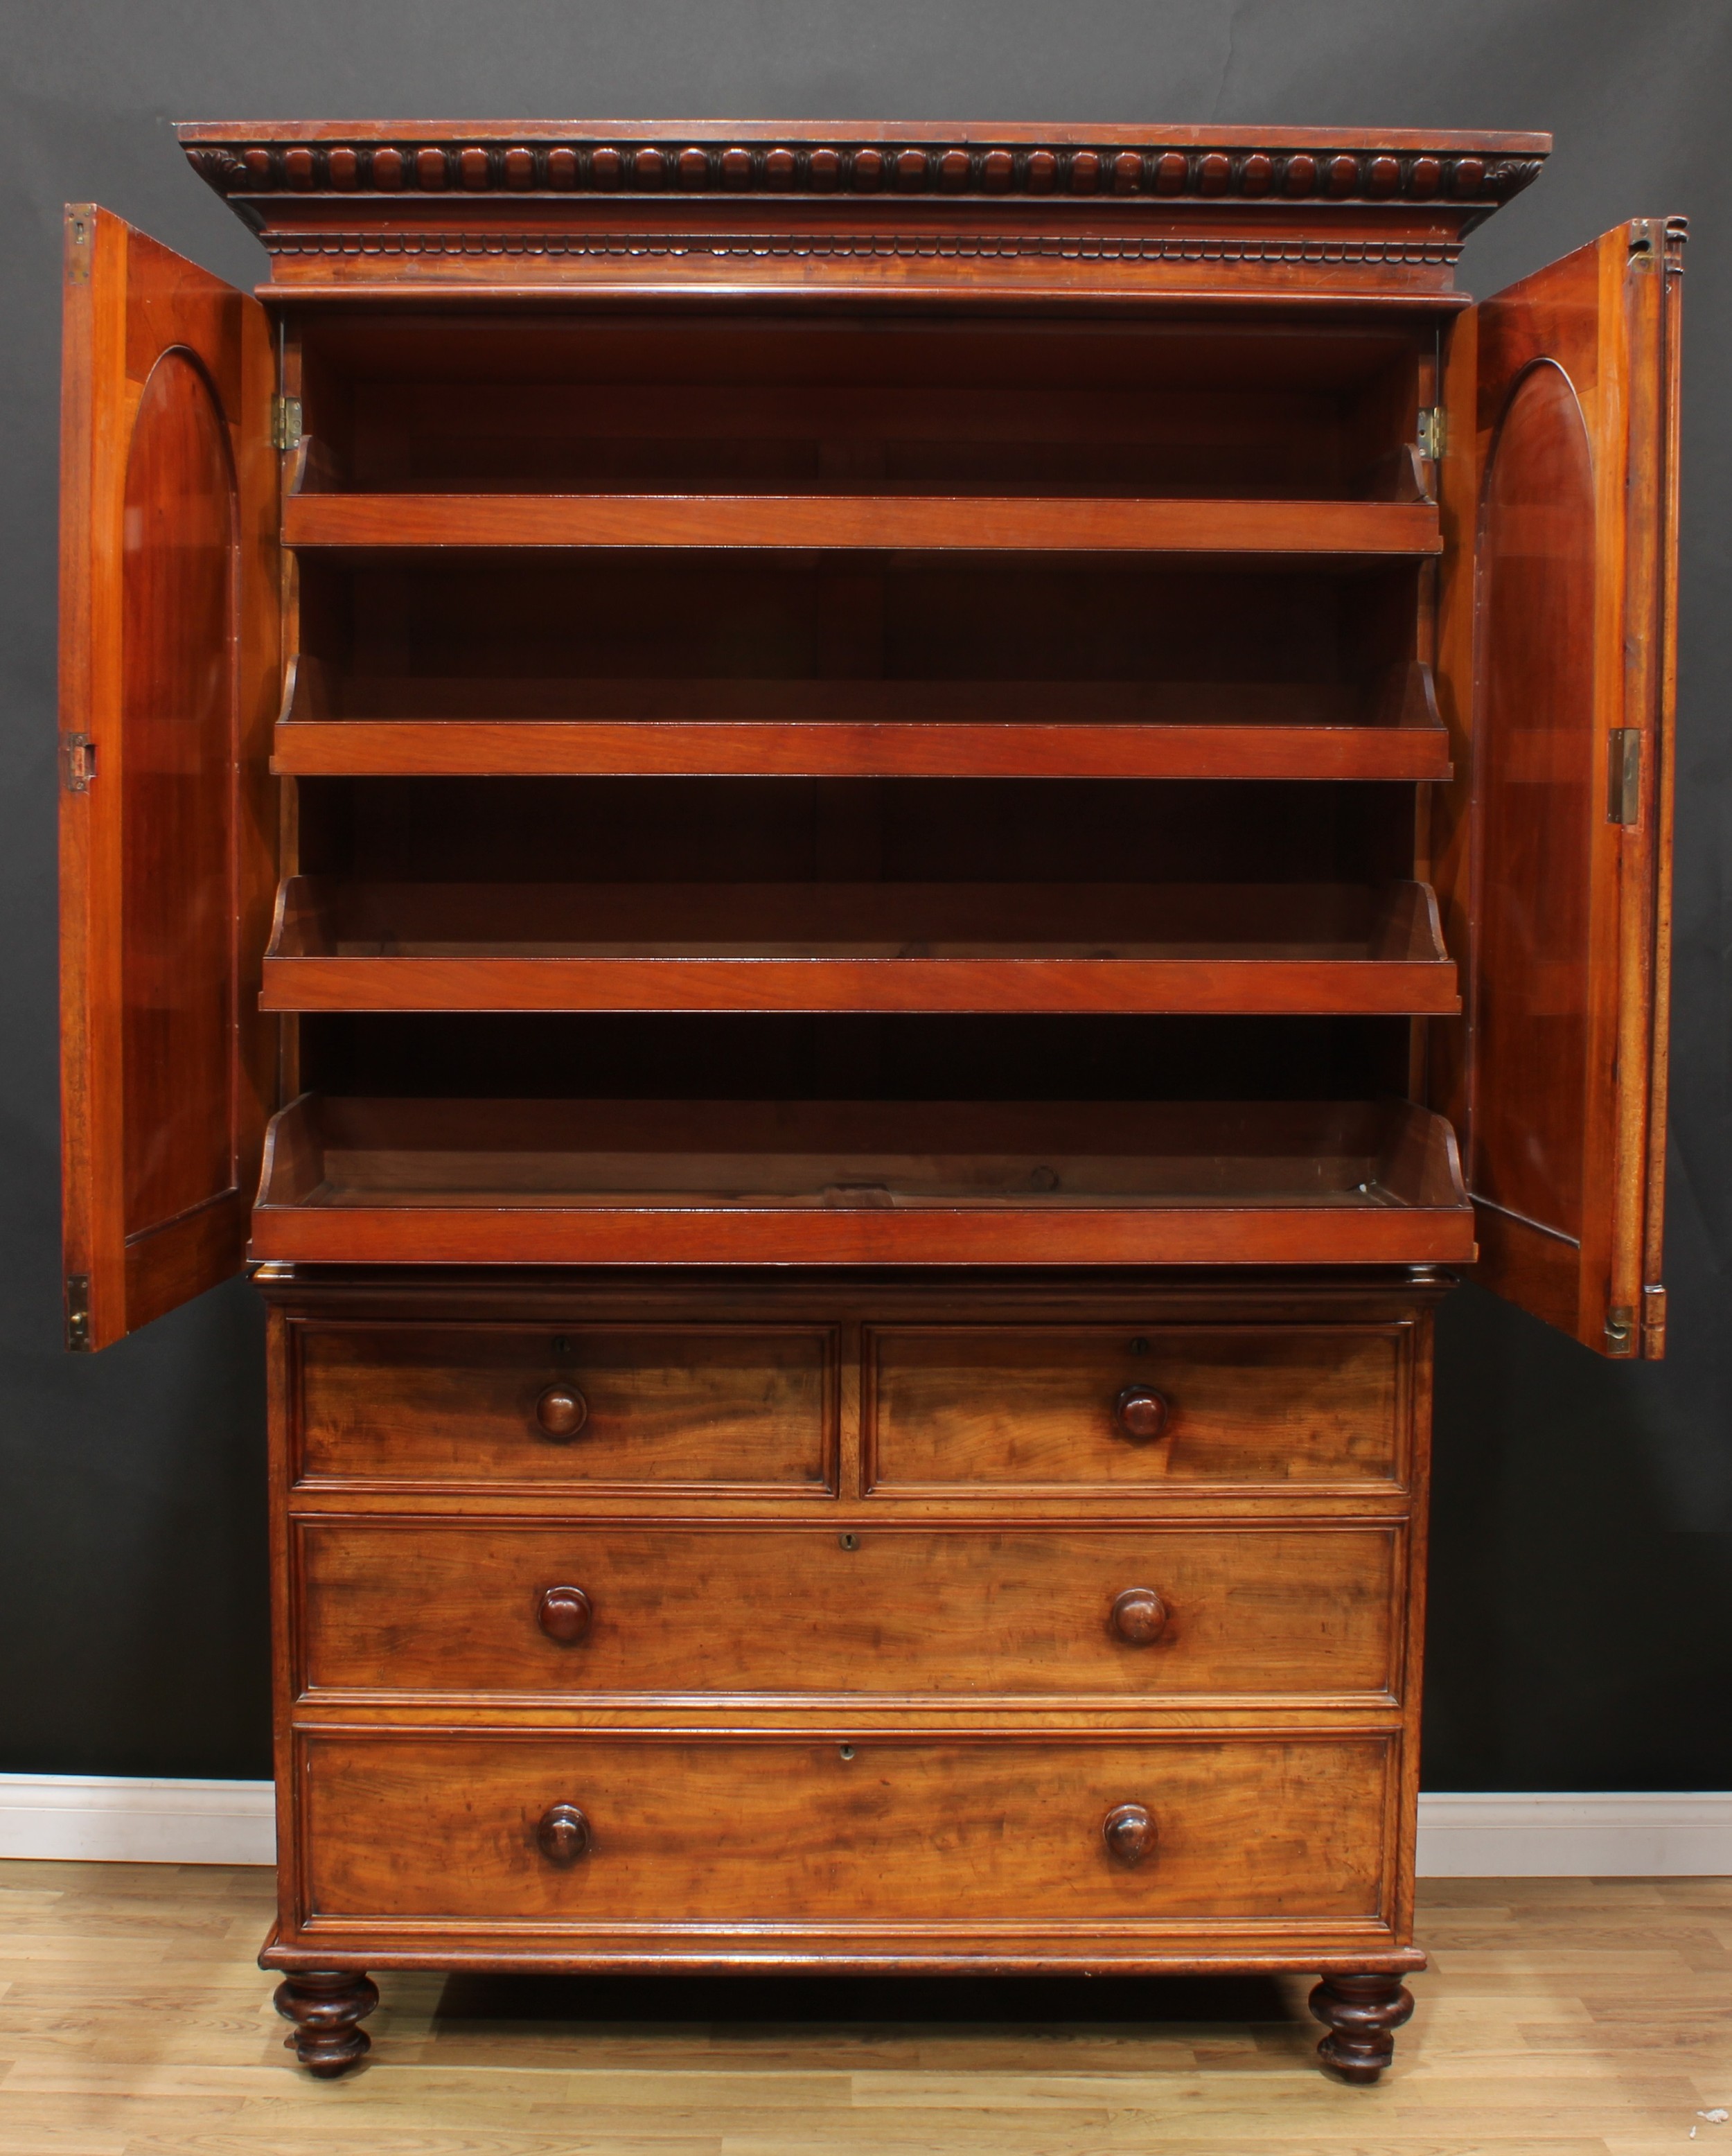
{"left": 535, "top": 1384, "right": 588, "bottom": 1441}
{"left": 1103, "top": 1802, "right": 1157, "bottom": 1867}
{"left": 1110, "top": 1587, "right": 1169, "bottom": 1645}
{"left": 537, "top": 1584, "right": 593, "bottom": 1643}
{"left": 1115, "top": 1385, "right": 1170, "bottom": 1442}
{"left": 536, "top": 1803, "right": 590, "bottom": 1865}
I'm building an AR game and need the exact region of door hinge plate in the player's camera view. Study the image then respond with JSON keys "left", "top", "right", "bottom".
{"left": 60, "top": 733, "right": 95, "bottom": 792}
{"left": 65, "top": 209, "right": 92, "bottom": 283}
{"left": 1417, "top": 406, "right": 1445, "bottom": 461}
{"left": 1608, "top": 727, "right": 1641, "bottom": 824}
{"left": 271, "top": 395, "right": 303, "bottom": 452}
{"left": 64, "top": 1275, "right": 91, "bottom": 1352}
{"left": 1642, "top": 1284, "right": 1668, "bottom": 1359}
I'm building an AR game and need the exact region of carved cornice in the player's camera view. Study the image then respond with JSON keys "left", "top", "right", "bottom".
{"left": 183, "top": 130, "right": 1544, "bottom": 211}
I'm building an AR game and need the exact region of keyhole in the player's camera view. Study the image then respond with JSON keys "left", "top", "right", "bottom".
{"left": 839, "top": 1745, "right": 856, "bottom": 1761}
{"left": 553, "top": 1335, "right": 572, "bottom": 1359}
{"left": 838, "top": 1532, "right": 860, "bottom": 1552}
{"left": 1130, "top": 1337, "right": 1149, "bottom": 1356}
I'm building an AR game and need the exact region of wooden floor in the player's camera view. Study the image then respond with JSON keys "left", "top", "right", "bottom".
{"left": 1, "top": 1863, "right": 1727, "bottom": 2154}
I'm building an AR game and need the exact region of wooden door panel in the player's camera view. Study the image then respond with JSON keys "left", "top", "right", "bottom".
{"left": 59, "top": 208, "right": 279, "bottom": 1348}
{"left": 1439, "top": 220, "right": 1682, "bottom": 1356}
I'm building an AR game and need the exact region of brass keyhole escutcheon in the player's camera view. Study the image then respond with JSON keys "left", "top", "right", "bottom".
{"left": 838, "top": 1532, "right": 860, "bottom": 1552}
{"left": 839, "top": 1744, "right": 856, "bottom": 1760}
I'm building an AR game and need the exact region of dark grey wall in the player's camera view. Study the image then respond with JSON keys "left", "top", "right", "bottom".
{"left": 2, "top": 0, "right": 1727, "bottom": 1785}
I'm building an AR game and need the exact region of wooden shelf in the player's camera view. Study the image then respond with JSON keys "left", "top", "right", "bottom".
{"left": 250, "top": 1095, "right": 1475, "bottom": 1267}
{"left": 260, "top": 878, "right": 1457, "bottom": 1016}
{"left": 281, "top": 492, "right": 1442, "bottom": 557}
{"left": 273, "top": 660, "right": 1452, "bottom": 782}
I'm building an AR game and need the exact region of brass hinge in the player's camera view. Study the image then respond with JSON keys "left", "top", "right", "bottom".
{"left": 1608, "top": 727, "right": 1642, "bottom": 824}
{"left": 1641, "top": 1283, "right": 1668, "bottom": 1359}
{"left": 1603, "top": 1305, "right": 1636, "bottom": 1355}
{"left": 64, "top": 1275, "right": 91, "bottom": 1352}
{"left": 271, "top": 394, "right": 303, "bottom": 451}
{"left": 60, "top": 733, "right": 95, "bottom": 792}
{"left": 65, "top": 209, "right": 92, "bottom": 283}
{"left": 1417, "top": 406, "right": 1445, "bottom": 461}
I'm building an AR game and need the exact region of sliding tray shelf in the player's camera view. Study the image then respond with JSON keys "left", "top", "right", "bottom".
{"left": 281, "top": 492, "right": 1442, "bottom": 556}
{"left": 261, "top": 878, "right": 1457, "bottom": 1016}
{"left": 250, "top": 1096, "right": 1475, "bottom": 1267}
{"left": 272, "top": 661, "right": 1453, "bottom": 782}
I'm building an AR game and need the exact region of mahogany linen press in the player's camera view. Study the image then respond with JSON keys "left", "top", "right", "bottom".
{"left": 56, "top": 121, "right": 1682, "bottom": 2080}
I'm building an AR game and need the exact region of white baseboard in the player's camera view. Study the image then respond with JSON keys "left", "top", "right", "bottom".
{"left": 1415, "top": 1791, "right": 1732, "bottom": 1877}
{"left": 1, "top": 1776, "right": 1727, "bottom": 1876}
{"left": 0, "top": 1775, "right": 276, "bottom": 1865}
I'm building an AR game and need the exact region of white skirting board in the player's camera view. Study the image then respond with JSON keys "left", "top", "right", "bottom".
{"left": 0, "top": 1776, "right": 1729, "bottom": 1875}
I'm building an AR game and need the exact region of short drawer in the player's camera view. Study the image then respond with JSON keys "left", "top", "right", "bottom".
{"left": 867, "top": 1325, "right": 1406, "bottom": 1490}
{"left": 294, "top": 1325, "right": 836, "bottom": 1490}
{"left": 297, "top": 1521, "right": 1400, "bottom": 1700}
{"left": 301, "top": 1731, "right": 1393, "bottom": 1926}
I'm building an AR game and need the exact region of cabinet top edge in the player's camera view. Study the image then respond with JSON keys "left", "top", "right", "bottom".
{"left": 175, "top": 118, "right": 1551, "bottom": 153}
{"left": 175, "top": 122, "right": 1546, "bottom": 299}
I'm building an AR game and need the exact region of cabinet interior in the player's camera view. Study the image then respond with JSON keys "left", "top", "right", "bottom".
{"left": 266, "top": 301, "right": 1464, "bottom": 1250}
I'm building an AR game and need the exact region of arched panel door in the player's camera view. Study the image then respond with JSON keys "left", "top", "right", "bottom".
{"left": 1440, "top": 220, "right": 1683, "bottom": 1357}
{"left": 59, "top": 208, "right": 279, "bottom": 1349}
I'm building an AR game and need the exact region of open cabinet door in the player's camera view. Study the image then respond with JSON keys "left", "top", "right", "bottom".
{"left": 1440, "top": 218, "right": 1684, "bottom": 1359}
{"left": 59, "top": 207, "right": 279, "bottom": 1350}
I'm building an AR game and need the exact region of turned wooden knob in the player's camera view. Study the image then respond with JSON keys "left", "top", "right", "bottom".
{"left": 1115, "top": 1385, "right": 1170, "bottom": 1442}
{"left": 1110, "top": 1587, "right": 1168, "bottom": 1644}
{"left": 536, "top": 1803, "right": 590, "bottom": 1865}
{"left": 537, "top": 1584, "right": 592, "bottom": 1643}
{"left": 534, "top": 1384, "right": 587, "bottom": 1440}
{"left": 1103, "top": 1802, "right": 1157, "bottom": 1867}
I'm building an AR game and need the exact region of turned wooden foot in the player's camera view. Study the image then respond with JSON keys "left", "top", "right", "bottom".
{"left": 274, "top": 1970, "right": 379, "bottom": 2076}
{"left": 1308, "top": 1972, "right": 1414, "bottom": 2083}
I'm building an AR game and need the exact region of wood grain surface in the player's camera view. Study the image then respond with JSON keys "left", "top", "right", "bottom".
{"left": 282, "top": 491, "right": 1443, "bottom": 556}
{"left": 294, "top": 1322, "right": 836, "bottom": 1492}
{"left": 5, "top": 1862, "right": 1724, "bottom": 2154}
{"left": 867, "top": 1323, "right": 1406, "bottom": 1490}
{"left": 260, "top": 878, "right": 1459, "bottom": 1016}
{"left": 294, "top": 1731, "right": 1395, "bottom": 1929}
{"left": 293, "top": 1519, "right": 1402, "bottom": 1702}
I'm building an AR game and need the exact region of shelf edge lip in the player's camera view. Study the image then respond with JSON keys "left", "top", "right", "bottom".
{"left": 272, "top": 718, "right": 1453, "bottom": 785}
{"left": 281, "top": 493, "right": 1444, "bottom": 558}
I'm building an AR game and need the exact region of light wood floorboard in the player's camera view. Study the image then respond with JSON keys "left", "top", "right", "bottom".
{"left": 0, "top": 1864, "right": 1726, "bottom": 2154}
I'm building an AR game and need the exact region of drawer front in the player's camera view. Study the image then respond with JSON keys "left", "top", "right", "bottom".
{"left": 869, "top": 1325, "right": 1405, "bottom": 1490}
{"left": 298, "top": 1521, "right": 1400, "bottom": 1699}
{"left": 301, "top": 1733, "right": 1392, "bottom": 1925}
{"left": 295, "top": 1325, "right": 836, "bottom": 1490}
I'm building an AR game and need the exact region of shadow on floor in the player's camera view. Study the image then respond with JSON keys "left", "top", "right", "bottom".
{"left": 434, "top": 1970, "right": 1300, "bottom": 2029}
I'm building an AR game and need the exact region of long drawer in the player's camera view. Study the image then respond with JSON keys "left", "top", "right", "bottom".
{"left": 294, "top": 1324, "right": 837, "bottom": 1490}
{"left": 297, "top": 1521, "right": 1401, "bottom": 1699}
{"left": 867, "top": 1325, "right": 1407, "bottom": 1490}
{"left": 300, "top": 1731, "right": 1394, "bottom": 1926}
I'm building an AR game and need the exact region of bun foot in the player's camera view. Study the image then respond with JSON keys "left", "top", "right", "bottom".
{"left": 274, "top": 1970, "right": 379, "bottom": 2076}
{"left": 1308, "top": 1972, "right": 1414, "bottom": 2083}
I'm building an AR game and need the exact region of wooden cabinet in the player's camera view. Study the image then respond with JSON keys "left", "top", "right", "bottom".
{"left": 56, "top": 121, "right": 1683, "bottom": 2082}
